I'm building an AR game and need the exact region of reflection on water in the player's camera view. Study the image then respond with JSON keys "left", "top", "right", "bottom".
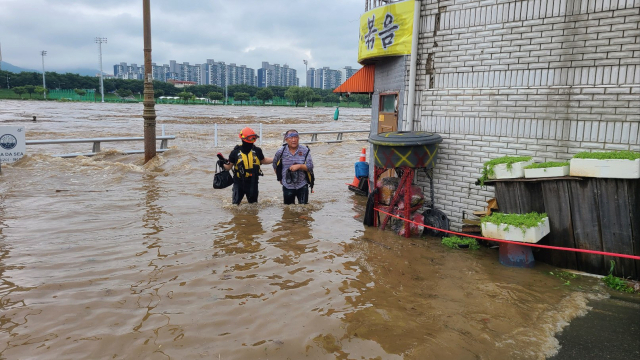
{"left": 0, "top": 102, "right": 608, "bottom": 359}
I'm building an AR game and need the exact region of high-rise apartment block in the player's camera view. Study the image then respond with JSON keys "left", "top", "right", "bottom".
{"left": 257, "top": 62, "right": 299, "bottom": 88}
{"left": 307, "top": 67, "right": 343, "bottom": 90}
{"left": 113, "top": 63, "right": 144, "bottom": 80}
{"left": 114, "top": 60, "right": 256, "bottom": 87}
{"left": 343, "top": 66, "right": 359, "bottom": 83}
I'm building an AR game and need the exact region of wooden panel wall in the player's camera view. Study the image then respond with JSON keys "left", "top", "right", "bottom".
{"left": 493, "top": 179, "right": 640, "bottom": 280}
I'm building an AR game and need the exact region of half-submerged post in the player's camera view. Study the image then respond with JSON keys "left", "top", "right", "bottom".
{"left": 142, "top": 0, "right": 156, "bottom": 163}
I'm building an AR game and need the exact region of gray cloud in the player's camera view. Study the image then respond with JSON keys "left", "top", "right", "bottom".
{"left": 0, "top": 0, "right": 364, "bottom": 83}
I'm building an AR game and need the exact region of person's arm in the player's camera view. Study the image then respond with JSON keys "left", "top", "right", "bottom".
{"left": 290, "top": 148, "right": 313, "bottom": 172}
{"left": 289, "top": 164, "right": 307, "bottom": 171}
{"left": 305, "top": 151, "right": 314, "bottom": 172}
{"left": 271, "top": 148, "right": 283, "bottom": 170}
{"left": 262, "top": 157, "right": 273, "bottom": 165}
{"left": 224, "top": 151, "right": 235, "bottom": 171}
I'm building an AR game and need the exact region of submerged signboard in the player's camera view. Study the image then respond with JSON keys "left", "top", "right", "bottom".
{"left": 358, "top": 0, "right": 414, "bottom": 63}
{"left": 0, "top": 126, "right": 26, "bottom": 163}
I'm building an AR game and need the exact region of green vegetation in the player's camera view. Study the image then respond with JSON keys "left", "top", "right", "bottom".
{"left": 116, "top": 88, "right": 133, "bottom": 98}
{"left": 234, "top": 92, "right": 250, "bottom": 104}
{"left": 574, "top": 150, "right": 640, "bottom": 160}
{"left": 441, "top": 236, "right": 480, "bottom": 250}
{"left": 524, "top": 161, "right": 570, "bottom": 169}
{"left": 177, "top": 91, "right": 195, "bottom": 102}
{"left": 603, "top": 261, "right": 635, "bottom": 293}
{"left": 479, "top": 156, "right": 532, "bottom": 186}
{"left": 0, "top": 68, "right": 372, "bottom": 108}
{"left": 284, "top": 86, "right": 315, "bottom": 107}
{"left": 255, "top": 88, "right": 273, "bottom": 104}
{"left": 549, "top": 270, "right": 577, "bottom": 286}
{"left": 481, "top": 212, "right": 547, "bottom": 234}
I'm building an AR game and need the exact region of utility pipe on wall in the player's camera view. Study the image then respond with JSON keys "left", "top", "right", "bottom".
{"left": 406, "top": 0, "right": 421, "bottom": 131}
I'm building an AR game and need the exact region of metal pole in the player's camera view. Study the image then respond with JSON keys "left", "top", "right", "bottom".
{"left": 406, "top": 0, "right": 421, "bottom": 131}
{"left": 142, "top": 0, "right": 157, "bottom": 163}
{"left": 96, "top": 37, "right": 107, "bottom": 103}
{"left": 41, "top": 51, "right": 47, "bottom": 99}
{"left": 303, "top": 59, "right": 308, "bottom": 107}
{"left": 225, "top": 67, "right": 228, "bottom": 105}
{"left": 214, "top": 123, "right": 218, "bottom": 147}
{"left": 259, "top": 123, "right": 262, "bottom": 146}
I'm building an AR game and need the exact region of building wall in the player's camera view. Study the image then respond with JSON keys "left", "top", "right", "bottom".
{"left": 409, "top": 0, "right": 640, "bottom": 230}
{"left": 370, "top": 56, "right": 409, "bottom": 149}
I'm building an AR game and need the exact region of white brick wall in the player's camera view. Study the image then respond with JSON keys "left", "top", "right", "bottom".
{"left": 413, "top": 0, "right": 640, "bottom": 230}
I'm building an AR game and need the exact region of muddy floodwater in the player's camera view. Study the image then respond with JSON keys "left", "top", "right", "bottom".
{"left": 0, "top": 101, "right": 607, "bottom": 359}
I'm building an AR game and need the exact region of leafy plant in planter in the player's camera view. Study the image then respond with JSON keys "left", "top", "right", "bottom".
{"left": 573, "top": 150, "right": 640, "bottom": 160}
{"left": 524, "top": 161, "right": 570, "bottom": 178}
{"left": 481, "top": 212, "right": 548, "bottom": 234}
{"left": 441, "top": 236, "right": 480, "bottom": 250}
{"left": 479, "top": 156, "right": 533, "bottom": 186}
{"left": 481, "top": 212, "right": 550, "bottom": 243}
{"left": 524, "top": 161, "right": 569, "bottom": 170}
{"left": 571, "top": 150, "right": 640, "bottom": 178}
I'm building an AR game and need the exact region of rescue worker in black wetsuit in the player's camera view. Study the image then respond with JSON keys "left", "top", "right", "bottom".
{"left": 223, "top": 127, "right": 273, "bottom": 204}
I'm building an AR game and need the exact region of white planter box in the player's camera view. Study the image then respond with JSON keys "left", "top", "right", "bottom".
{"left": 481, "top": 217, "right": 550, "bottom": 244}
{"left": 489, "top": 160, "right": 534, "bottom": 180}
{"left": 569, "top": 158, "right": 640, "bottom": 179}
{"left": 524, "top": 165, "right": 570, "bottom": 179}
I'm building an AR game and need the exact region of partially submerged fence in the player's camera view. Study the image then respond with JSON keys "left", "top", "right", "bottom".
{"left": 210, "top": 124, "right": 369, "bottom": 147}
{"left": 26, "top": 135, "right": 175, "bottom": 158}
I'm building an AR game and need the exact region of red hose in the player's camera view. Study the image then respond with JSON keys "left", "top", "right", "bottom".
{"left": 374, "top": 208, "right": 640, "bottom": 261}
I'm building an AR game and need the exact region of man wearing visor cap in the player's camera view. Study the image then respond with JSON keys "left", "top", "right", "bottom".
{"left": 223, "top": 127, "right": 273, "bottom": 204}
{"left": 273, "top": 129, "right": 314, "bottom": 204}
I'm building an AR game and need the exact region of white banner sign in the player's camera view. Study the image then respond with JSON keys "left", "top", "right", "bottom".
{"left": 0, "top": 126, "right": 26, "bottom": 163}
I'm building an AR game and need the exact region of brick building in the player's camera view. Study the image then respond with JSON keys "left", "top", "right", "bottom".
{"left": 358, "top": 0, "right": 640, "bottom": 231}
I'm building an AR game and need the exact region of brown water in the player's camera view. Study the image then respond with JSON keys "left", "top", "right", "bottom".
{"left": 0, "top": 101, "right": 606, "bottom": 359}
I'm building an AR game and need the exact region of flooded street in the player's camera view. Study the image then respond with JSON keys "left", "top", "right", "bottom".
{"left": 0, "top": 101, "right": 606, "bottom": 359}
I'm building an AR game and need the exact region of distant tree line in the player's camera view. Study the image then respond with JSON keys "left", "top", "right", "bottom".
{"left": 0, "top": 69, "right": 371, "bottom": 107}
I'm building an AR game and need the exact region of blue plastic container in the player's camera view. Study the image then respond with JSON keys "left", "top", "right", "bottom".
{"left": 355, "top": 161, "right": 369, "bottom": 178}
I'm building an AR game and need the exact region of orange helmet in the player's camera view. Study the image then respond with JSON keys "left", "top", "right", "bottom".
{"left": 239, "top": 127, "right": 259, "bottom": 143}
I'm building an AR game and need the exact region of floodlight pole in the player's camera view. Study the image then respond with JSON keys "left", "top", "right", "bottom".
{"left": 303, "top": 59, "right": 308, "bottom": 107}
{"left": 95, "top": 37, "right": 107, "bottom": 103}
{"left": 41, "top": 51, "right": 47, "bottom": 99}
{"left": 142, "top": 0, "right": 156, "bottom": 163}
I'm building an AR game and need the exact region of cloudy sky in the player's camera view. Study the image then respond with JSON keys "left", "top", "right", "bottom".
{"left": 0, "top": 0, "right": 364, "bottom": 85}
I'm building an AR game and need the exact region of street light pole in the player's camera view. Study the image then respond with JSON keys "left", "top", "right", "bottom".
{"left": 95, "top": 37, "right": 107, "bottom": 103}
{"left": 41, "top": 50, "right": 47, "bottom": 99}
{"left": 225, "top": 65, "right": 228, "bottom": 105}
{"left": 303, "top": 59, "right": 308, "bottom": 107}
{"left": 6, "top": 75, "right": 9, "bottom": 89}
{"left": 142, "top": 0, "right": 157, "bottom": 163}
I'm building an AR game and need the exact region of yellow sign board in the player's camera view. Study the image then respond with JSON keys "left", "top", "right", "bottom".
{"left": 358, "top": 0, "right": 415, "bottom": 63}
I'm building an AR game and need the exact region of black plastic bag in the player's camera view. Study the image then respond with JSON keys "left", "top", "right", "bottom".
{"left": 213, "top": 163, "right": 234, "bottom": 189}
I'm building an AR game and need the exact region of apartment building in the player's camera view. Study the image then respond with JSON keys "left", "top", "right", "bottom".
{"left": 113, "top": 62, "right": 144, "bottom": 80}
{"left": 257, "top": 62, "right": 299, "bottom": 87}
{"left": 308, "top": 67, "right": 343, "bottom": 89}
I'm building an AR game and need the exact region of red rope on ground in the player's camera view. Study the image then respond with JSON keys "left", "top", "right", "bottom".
{"left": 374, "top": 208, "right": 640, "bottom": 261}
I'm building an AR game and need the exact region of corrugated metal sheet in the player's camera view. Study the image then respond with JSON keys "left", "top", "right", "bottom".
{"left": 333, "top": 64, "right": 375, "bottom": 94}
